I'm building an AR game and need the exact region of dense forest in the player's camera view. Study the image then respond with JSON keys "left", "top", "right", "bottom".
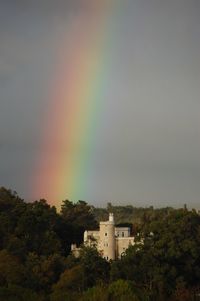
{"left": 0, "top": 186, "right": 200, "bottom": 301}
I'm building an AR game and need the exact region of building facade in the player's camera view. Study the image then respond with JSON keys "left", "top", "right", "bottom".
{"left": 77, "top": 213, "right": 135, "bottom": 260}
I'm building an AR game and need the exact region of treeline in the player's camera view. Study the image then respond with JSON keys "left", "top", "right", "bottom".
{"left": 93, "top": 202, "right": 175, "bottom": 226}
{"left": 0, "top": 187, "right": 200, "bottom": 300}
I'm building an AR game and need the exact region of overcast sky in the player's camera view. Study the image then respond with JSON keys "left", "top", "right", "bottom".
{"left": 0, "top": 0, "right": 200, "bottom": 208}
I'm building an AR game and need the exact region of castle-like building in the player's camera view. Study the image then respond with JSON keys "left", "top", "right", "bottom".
{"left": 72, "top": 213, "right": 135, "bottom": 260}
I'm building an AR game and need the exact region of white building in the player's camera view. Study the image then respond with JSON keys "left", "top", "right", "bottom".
{"left": 72, "top": 213, "right": 135, "bottom": 260}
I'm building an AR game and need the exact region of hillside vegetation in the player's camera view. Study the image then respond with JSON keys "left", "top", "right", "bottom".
{"left": 0, "top": 187, "right": 200, "bottom": 301}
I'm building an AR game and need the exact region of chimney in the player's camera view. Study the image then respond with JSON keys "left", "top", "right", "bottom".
{"left": 109, "top": 213, "right": 114, "bottom": 222}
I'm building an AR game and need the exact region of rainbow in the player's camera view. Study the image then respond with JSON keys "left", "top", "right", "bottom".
{"left": 32, "top": 1, "right": 120, "bottom": 206}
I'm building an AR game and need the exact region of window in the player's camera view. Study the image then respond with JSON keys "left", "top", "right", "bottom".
{"left": 122, "top": 232, "right": 124, "bottom": 237}
{"left": 105, "top": 233, "right": 107, "bottom": 236}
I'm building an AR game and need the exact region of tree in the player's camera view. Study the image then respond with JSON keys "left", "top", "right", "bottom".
{"left": 0, "top": 250, "right": 25, "bottom": 287}
{"left": 0, "top": 286, "right": 41, "bottom": 301}
{"left": 24, "top": 253, "right": 67, "bottom": 294}
{"left": 108, "top": 279, "right": 139, "bottom": 301}
{"left": 0, "top": 187, "right": 25, "bottom": 251}
{"left": 79, "top": 246, "right": 110, "bottom": 289}
{"left": 61, "top": 200, "right": 98, "bottom": 245}
{"left": 113, "top": 209, "right": 200, "bottom": 300}
{"left": 50, "top": 265, "right": 83, "bottom": 301}
{"left": 15, "top": 200, "right": 62, "bottom": 256}
{"left": 80, "top": 285, "right": 108, "bottom": 301}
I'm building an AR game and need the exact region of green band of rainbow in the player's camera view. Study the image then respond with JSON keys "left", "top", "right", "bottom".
{"left": 32, "top": 1, "right": 120, "bottom": 206}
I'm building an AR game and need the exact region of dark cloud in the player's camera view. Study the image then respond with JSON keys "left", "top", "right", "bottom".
{"left": 0, "top": 0, "right": 200, "bottom": 207}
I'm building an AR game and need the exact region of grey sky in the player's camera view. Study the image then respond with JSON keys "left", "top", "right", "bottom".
{"left": 0, "top": 0, "right": 200, "bottom": 208}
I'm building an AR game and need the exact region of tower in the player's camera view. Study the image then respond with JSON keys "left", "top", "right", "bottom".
{"left": 99, "top": 213, "right": 115, "bottom": 260}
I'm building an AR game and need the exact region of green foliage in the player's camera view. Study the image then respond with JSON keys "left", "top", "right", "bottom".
{"left": 0, "top": 250, "right": 25, "bottom": 286}
{"left": 79, "top": 246, "right": 110, "bottom": 289}
{"left": 61, "top": 200, "right": 97, "bottom": 228}
{"left": 50, "top": 265, "right": 83, "bottom": 301}
{"left": 0, "top": 285, "right": 42, "bottom": 301}
{"left": 93, "top": 202, "right": 174, "bottom": 226}
{"left": 80, "top": 285, "right": 108, "bottom": 301}
{"left": 52, "top": 265, "right": 83, "bottom": 292}
{"left": 0, "top": 187, "right": 25, "bottom": 250}
{"left": 61, "top": 200, "right": 98, "bottom": 245}
{"left": 15, "top": 200, "right": 62, "bottom": 256}
{"left": 24, "top": 252, "right": 67, "bottom": 294}
{"left": 1, "top": 187, "right": 200, "bottom": 301}
{"left": 111, "top": 209, "right": 200, "bottom": 300}
{"left": 79, "top": 281, "right": 140, "bottom": 301}
{"left": 108, "top": 279, "right": 139, "bottom": 301}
